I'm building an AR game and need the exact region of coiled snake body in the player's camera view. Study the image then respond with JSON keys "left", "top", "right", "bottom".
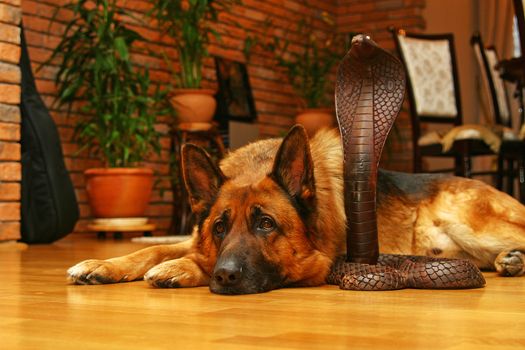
{"left": 328, "top": 254, "right": 485, "bottom": 291}
{"left": 328, "top": 35, "right": 485, "bottom": 291}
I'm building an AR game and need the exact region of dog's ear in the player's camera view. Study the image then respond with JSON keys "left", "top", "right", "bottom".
{"left": 270, "top": 125, "right": 315, "bottom": 204}
{"left": 182, "top": 144, "right": 226, "bottom": 214}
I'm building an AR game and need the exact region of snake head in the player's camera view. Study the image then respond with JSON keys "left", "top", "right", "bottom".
{"left": 350, "top": 34, "right": 380, "bottom": 61}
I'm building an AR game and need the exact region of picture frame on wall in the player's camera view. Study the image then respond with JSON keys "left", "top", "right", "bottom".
{"left": 214, "top": 57, "right": 257, "bottom": 124}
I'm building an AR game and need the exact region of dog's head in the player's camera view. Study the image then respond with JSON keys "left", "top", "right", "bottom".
{"left": 182, "top": 126, "right": 331, "bottom": 294}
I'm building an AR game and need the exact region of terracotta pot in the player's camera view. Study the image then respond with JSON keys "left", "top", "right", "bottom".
{"left": 85, "top": 168, "right": 154, "bottom": 218}
{"left": 295, "top": 108, "right": 335, "bottom": 137}
{"left": 169, "top": 89, "right": 217, "bottom": 123}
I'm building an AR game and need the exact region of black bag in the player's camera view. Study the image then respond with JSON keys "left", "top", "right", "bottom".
{"left": 20, "top": 26, "right": 79, "bottom": 243}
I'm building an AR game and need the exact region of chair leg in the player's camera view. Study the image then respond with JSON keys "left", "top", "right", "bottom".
{"left": 506, "top": 159, "right": 515, "bottom": 196}
{"left": 454, "top": 156, "right": 463, "bottom": 176}
{"left": 464, "top": 156, "right": 472, "bottom": 178}
{"left": 168, "top": 131, "right": 181, "bottom": 236}
{"left": 457, "top": 155, "right": 472, "bottom": 178}
{"left": 179, "top": 131, "right": 194, "bottom": 235}
{"left": 413, "top": 154, "right": 423, "bottom": 173}
{"left": 496, "top": 156, "right": 504, "bottom": 191}
{"left": 519, "top": 158, "right": 525, "bottom": 204}
{"left": 213, "top": 134, "right": 226, "bottom": 158}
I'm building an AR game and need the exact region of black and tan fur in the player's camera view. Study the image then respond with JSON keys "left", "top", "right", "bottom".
{"left": 68, "top": 126, "right": 525, "bottom": 294}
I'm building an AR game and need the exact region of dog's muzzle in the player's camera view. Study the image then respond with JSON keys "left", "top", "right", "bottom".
{"left": 209, "top": 254, "right": 283, "bottom": 295}
{"left": 210, "top": 257, "right": 250, "bottom": 295}
{"left": 212, "top": 259, "right": 242, "bottom": 288}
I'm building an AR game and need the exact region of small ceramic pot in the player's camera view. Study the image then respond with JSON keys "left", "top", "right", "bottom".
{"left": 169, "top": 89, "right": 217, "bottom": 123}
{"left": 85, "top": 167, "right": 154, "bottom": 218}
{"left": 295, "top": 108, "right": 335, "bottom": 136}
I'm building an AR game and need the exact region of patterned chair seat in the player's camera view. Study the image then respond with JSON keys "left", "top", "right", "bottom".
{"left": 419, "top": 124, "right": 518, "bottom": 152}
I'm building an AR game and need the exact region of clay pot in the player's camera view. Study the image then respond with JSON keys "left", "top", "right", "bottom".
{"left": 85, "top": 168, "right": 154, "bottom": 218}
{"left": 295, "top": 108, "right": 335, "bottom": 137}
{"left": 169, "top": 89, "right": 217, "bottom": 123}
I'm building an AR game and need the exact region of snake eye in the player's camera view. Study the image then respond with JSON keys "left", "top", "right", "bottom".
{"left": 213, "top": 220, "right": 226, "bottom": 236}
{"left": 257, "top": 216, "right": 275, "bottom": 232}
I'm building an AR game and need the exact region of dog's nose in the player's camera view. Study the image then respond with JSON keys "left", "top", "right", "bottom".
{"left": 213, "top": 261, "right": 242, "bottom": 287}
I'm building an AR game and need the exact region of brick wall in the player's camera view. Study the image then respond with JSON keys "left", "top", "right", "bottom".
{"left": 16, "top": 0, "right": 425, "bottom": 237}
{"left": 21, "top": 0, "right": 340, "bottom": 236}
{"left": 0, "top": 0, "right": 21, "bottom": 241}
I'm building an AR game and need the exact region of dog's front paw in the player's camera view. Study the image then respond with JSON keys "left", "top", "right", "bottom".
{"left": 67, "top": 259, "right": 127, "bottom": 285}
{"left": 144, "top": 258, "right": 209, "bottom": 288}
{"left": 495, "top": 250, "right": 525, "bottom": 277}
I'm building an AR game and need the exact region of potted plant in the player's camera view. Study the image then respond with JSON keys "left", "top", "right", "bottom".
{"left": 265, "top": 13, "right": 346, "bottom": 136}
{"left": 46, "top": 0, "right": 167, "bottom": 221}
{"left": 149, "top": 0, "right": 238, "bottom": 124}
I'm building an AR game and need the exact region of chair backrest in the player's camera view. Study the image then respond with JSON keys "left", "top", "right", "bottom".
{"left": 390, "top": 28, "right": 463, "bottom": 149}
{"left": 513, "top": 0, "right": 525, "bottom": 57}
{"left": 471, "top": 33, "right": 512, "bottom": 128}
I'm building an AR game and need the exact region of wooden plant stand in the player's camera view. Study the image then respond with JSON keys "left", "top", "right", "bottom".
{"left": 87, "top": 223, "right": 156, "bottom": 240}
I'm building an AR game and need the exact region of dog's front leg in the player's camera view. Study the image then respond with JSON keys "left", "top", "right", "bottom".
{"left": 67, "top": 238, "right": 193, "bottom": 285}
{"left": 144, "top": 255, "right": 210, "bottom": 288}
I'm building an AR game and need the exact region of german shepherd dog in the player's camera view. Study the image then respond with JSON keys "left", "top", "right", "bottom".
{"left": 68, "top": 126, "right": 525, "bottom": 294}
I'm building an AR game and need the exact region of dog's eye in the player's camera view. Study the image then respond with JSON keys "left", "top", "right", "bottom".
{"left": 258, "top": 216, "right": 275, "bottom": 232}
{"left": 214, "top": 220, "right": 226, "bottom": 236}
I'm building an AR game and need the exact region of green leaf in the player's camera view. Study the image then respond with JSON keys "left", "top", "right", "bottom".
{"left": 114, "top": 37, "right": 129, "bottom": 60}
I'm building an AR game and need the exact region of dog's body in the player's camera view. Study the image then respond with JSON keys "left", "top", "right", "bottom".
{"left": 68, "top": 127, "right": 525, "bottom": 294}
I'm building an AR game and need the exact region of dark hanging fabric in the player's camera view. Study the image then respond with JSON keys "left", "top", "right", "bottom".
{"left": 20, "top": 24, "right": 79, "bottom": 243}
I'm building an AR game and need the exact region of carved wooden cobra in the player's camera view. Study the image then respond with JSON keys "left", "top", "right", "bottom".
{"left": 328, "top": 35, "right": 486, "bottom": 290}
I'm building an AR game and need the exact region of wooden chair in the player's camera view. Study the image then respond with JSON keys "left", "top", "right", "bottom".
{"left": 390, "top": 28, "right": 497, "bottom": 177}
{"left": 471, "top": 33, "right": 525, "bottom": 201}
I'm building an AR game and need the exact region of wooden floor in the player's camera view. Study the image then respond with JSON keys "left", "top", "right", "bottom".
{"left": 1, "top": 237, "right": 525, "bottom": 350}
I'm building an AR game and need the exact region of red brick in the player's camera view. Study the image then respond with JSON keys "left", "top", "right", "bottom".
{"left": 24, "top": 29, "right": 62, "bottom": 50}
{"left": 78, "top": 203, "right": 90, "bottom": 217}
{"left": 0, "top": 202, "right": 19, "bottom": 220}
{"left": 0, "top": 42, "right": 20, "bottom": 64}
{"left": 151, "top": 189, "right": 173, "bottom": 202}
{"left": 35, "top": 79, "right": 57, "bottom": 95}
{"left": 259, "top": 123, "right": 288, "bottom": 137}
{"left": 64, "top": 157, "right": 104, "bottom": 172}
{"left": 32, "top": 64, "right": 58, "bottom": 80}
{"left": 69, "top": 173, "right": 85, "bottom": 188}
{"left": 22, "top": 15, "right": 65, "bottom": 36}
{"left": 0, "top": 3, "right": 21, "bottom": 24}
{"left": 376, "top": 0, "right": 404, "bottom": 10}
{"left": 0, "top": 182, "right": 20, "bottom": 200}
{"left": 21, "top": 1, "right": 73, "bottom": 22}
{"left": 0, "top": 122, "right": 19, "bottom": 140}
{"left": 0, "top": 103, "right": 19, "bottom": 122}
{"left": 145, "top": 203, "right": 172, "bottom": 217}
{"left": 0, "top": 61, "right": 20, "bottom": 84}
{"left": 57, "top": 126, "right": 74, "bottom": 143}
{"left": 0, "top": 0, "right": 21, "bottom": 6}
{"left": 0, "top": 221, "right": 20, "bottom": 241}
{"left": 25, "top": 46, "right": 52, "bottom": 65}
{"left": 0, "top": 22, "right": 19, "bottom": 44}
{"left": 0, "top": 162, "right": 20, "bottom": 180}
{"left": 258, "top": 114, "right": 294, "bottom": 127}
{"left": 0, "top": 141, "right": 19, "bottom": 160}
